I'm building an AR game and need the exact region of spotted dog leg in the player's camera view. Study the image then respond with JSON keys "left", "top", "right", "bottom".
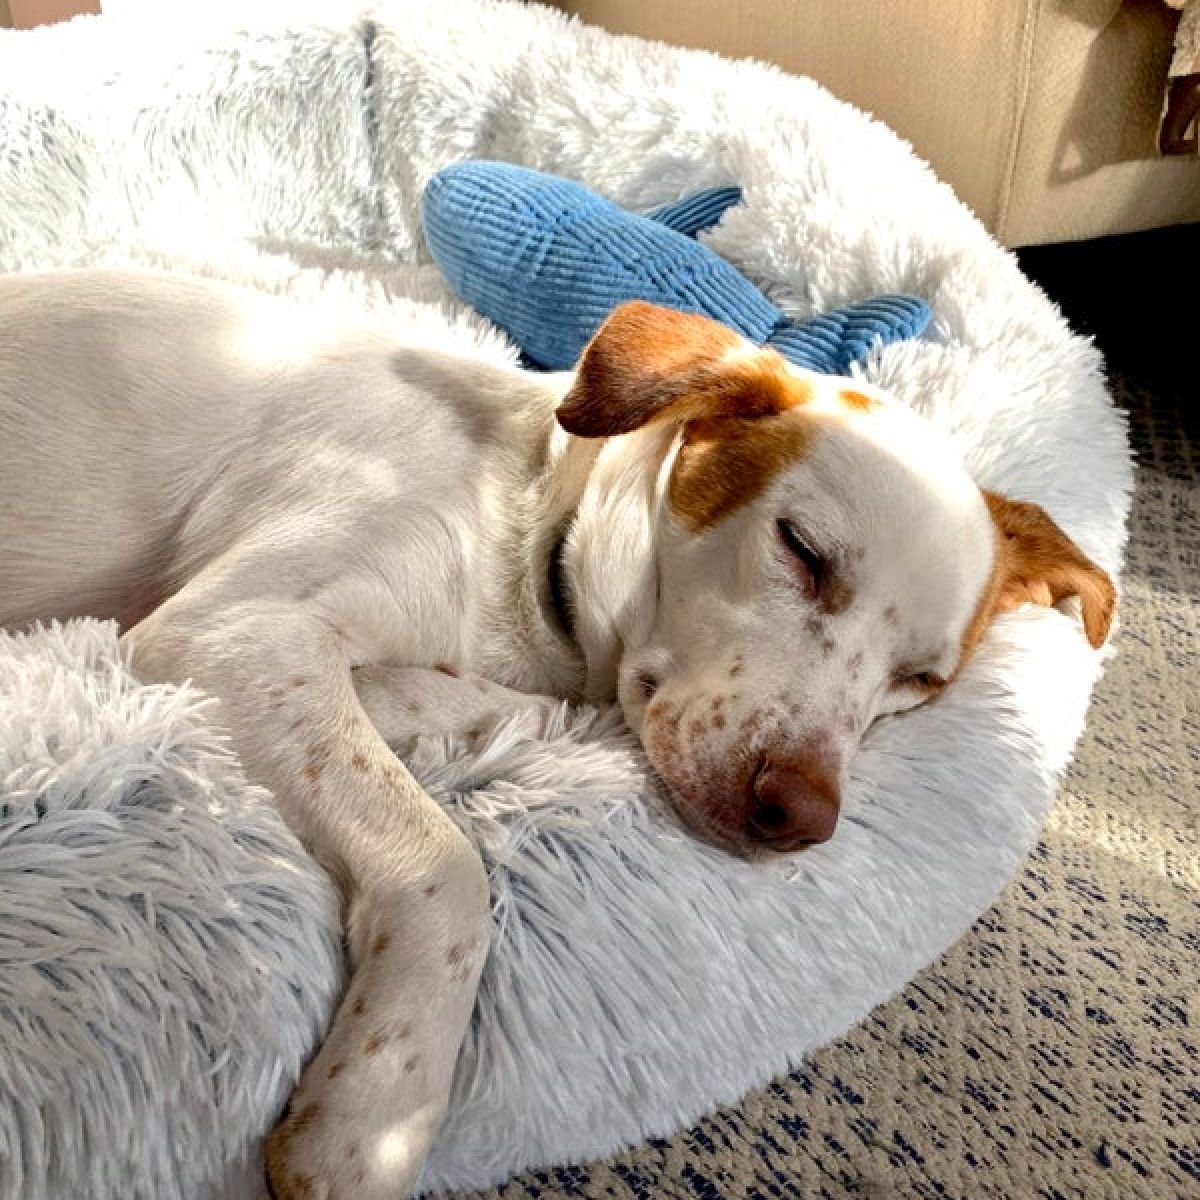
{"left": 122, "top": 573, "right": 490, "bottom": 1200}
{"left": 353, "top": 663, "right": 566, "bottom": 757}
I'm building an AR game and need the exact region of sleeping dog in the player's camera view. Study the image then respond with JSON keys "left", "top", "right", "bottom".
{"left": 0, "top": 270, "right": 1114, "bottom": 1198}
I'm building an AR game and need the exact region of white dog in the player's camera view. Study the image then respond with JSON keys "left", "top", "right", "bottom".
{"left": 0, "top": 270, "right": 1114, "bottom": 1198}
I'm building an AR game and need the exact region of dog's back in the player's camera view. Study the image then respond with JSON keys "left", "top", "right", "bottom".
{"left": 0, "top": 272, "right": 269, "bottom": 626}
{"left": 0, "top": 270, "right": 552, "bottom": 633}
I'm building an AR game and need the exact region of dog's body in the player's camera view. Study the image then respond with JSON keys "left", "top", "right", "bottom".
{"left": 0, "top": 270, "right": 1115, "bottom": 1198}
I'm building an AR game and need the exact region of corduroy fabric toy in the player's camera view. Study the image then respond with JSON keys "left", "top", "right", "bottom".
{"left": 421, "top": 160, "right": 932, "bottom": 373}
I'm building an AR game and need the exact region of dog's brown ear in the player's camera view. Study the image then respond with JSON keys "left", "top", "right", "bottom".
{"left": 556, "top": 301, "right": 807, "bottom": 438}
{"left": 984, "top": 491, "right": 1116, "bottom": 649}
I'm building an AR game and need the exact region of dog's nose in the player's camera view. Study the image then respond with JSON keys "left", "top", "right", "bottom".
{"left": 747, "top": 756, "right": 840, "bottom": 849}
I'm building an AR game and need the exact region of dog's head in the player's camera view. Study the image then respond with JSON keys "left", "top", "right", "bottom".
{"left": 557, "top": 301, "right": 1115, "bottom": 857}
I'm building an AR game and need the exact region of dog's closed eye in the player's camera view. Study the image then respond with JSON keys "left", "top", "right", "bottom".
{"left": 776, "top": 518, "right": 826, "bottom": 602}
{"left": 893, "top": 669, "right": 947, "bottom": 693}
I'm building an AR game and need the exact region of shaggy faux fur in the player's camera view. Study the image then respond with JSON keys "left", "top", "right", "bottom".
{"left": 0, "top": 621, "right": 342, "bottom": 1200}
{"left": 0, "top": 2, "right": 1132, "bottom": 1196}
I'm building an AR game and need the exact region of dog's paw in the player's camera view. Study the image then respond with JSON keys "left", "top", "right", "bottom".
{"left": 264, "top": 1038, "right": 444, "bottom": 1200}
{"left": 265, "top": 1104, "right": 432, "bottom": 1200}
{"left": 265, "top": 1099, "right": 346, "bottom": 1200}
{"left": 470, "top": 697, "right": 565, "bottom": 748}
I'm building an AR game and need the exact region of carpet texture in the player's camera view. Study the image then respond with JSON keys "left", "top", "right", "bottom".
{"left": 431, "top": 286, "right": 1199, "bottom": 1199}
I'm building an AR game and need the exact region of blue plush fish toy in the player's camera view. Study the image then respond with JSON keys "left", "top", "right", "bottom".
{"left": 421, "top": 160, "right": 931, "bottom": 375}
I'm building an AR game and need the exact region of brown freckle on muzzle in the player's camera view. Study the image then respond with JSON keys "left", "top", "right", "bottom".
{"left": 821, "top": 573, "right": 855, "bottom": 616}
{"left": 739, "top": 712, "right": 764, "bottom": 737}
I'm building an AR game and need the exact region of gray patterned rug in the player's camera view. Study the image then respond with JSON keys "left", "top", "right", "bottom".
{"left": 436, "top": 234, "right": 1199, "bottom": 1200}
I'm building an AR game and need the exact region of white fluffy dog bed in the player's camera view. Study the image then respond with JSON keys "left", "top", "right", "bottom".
{"left": 0, "top": 2, "right": 1132, "bottom": 1197}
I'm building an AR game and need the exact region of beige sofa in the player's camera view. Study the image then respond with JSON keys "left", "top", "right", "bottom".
{"left": 6, "top": 0, "right": 1197, "bottom": 244}
{"left": 553, "top": 0, "right": 1200, "bottom": 247}
{"left": 3, "top": 0, "right": 97, "bottom": 25}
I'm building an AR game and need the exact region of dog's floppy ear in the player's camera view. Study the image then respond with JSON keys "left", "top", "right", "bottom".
{"left": 984, "top": 491, "right": 1116, "bottom": 649}
{"left": 556, "top": 301, "right": 806, "bottom": 438}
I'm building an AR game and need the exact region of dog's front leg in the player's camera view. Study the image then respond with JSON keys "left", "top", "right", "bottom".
{"left": 124, "top": 594, "right": 490, "bottom": 1200}
{"left": 353, "top": 664, "right": 566, "bottom": 755}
